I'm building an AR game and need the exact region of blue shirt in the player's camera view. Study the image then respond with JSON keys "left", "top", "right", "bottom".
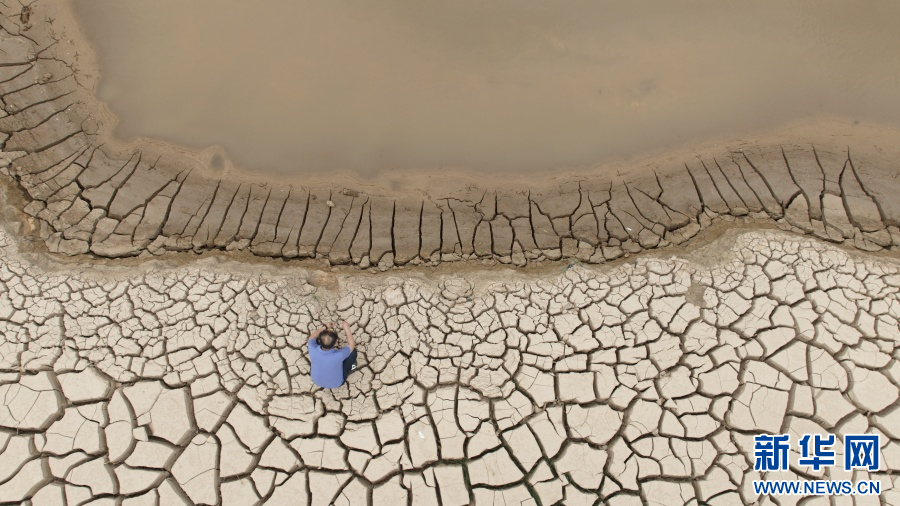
{"left": 308, "top": 338, "right": 352, "bottom": 388}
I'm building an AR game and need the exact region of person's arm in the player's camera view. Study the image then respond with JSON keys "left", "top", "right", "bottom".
{"left": 309, "top": 322, "right": 333, "bottom": 341}
{"left": 342, "top": 321, "right": 356, "bottom": 350}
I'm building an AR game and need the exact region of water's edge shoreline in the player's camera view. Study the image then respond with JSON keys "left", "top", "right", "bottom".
{"left": 0, "top": 1, "right": 898, "bottom": 270}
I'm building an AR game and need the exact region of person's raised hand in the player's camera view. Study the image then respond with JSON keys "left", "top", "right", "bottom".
{"left": 325, "top": 321, "right": 334, "bottom": 329}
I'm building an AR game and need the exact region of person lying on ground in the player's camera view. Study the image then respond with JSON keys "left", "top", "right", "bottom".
{"left": 308, "top": 321, "right": 358, "bottom": 388}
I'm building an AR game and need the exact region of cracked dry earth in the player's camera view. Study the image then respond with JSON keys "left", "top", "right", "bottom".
{"left": 0, "top": 227, "right": 898, "bottom": 505}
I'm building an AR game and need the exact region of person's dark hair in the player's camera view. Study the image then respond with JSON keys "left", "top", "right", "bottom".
{"left": 317, "top": 330, "right": 339, "bottom": 350}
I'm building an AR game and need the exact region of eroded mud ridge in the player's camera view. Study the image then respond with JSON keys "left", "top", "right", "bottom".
{"left": 1, "top": 5, "right": 899, "bottom": 267}
{"left": 1, "top": 228, "right": 898, "bottom": 504}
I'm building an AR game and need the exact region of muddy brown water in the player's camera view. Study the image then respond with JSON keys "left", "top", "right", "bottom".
{"left": 72, "top": 0, "right": 900, "bottom": 178}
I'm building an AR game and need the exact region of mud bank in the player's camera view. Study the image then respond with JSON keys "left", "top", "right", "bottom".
{"left": 0, "top": 2, "right": 899, "bottom": 270}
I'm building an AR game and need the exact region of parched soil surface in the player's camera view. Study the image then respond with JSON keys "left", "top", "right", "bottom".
{"left": 1, "top": 227, "right": 899, "bottom": 504}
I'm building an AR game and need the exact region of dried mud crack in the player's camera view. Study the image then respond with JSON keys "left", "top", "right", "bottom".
{"left": 1, "top": 228, "right": 899, "bottom": 504}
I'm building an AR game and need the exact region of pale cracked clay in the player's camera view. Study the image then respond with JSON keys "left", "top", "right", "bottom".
{"left": 1, "top": 228, "right": 899, "bottom": 504}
